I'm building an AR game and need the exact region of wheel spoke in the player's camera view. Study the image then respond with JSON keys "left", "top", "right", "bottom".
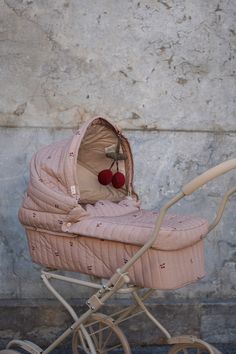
{"left": 104, "top": 343, "right": 124, "bottom": 352}
{"left": 101, "top": 329, "right": 114, "bottom": 351}
{"left": 79, "top": 332, "right": 89, "bottom": 353}
{"left": 88, "top": 325, "right": 99, "bottom": 350}
{"left": 72, "top": 313, "right": 131, "bottom": 354}
{"left": 98, "top": 321, "right": 103, "bottom": 350}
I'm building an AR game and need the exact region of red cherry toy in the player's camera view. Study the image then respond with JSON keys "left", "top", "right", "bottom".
{"left": 112, "top": 171, "right": 125, "bottom": 189}
{"left": 98, "top": 169, "right": 113, "bottom": 185}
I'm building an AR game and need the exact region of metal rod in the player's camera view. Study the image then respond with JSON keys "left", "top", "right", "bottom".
{"left": 114, "top": 289, "right": 155, "bottom": 324}
{"left": 42, "top": 309, "right": 93, "bottom": 354}
{"left": 132, "top": 291, "right": 171, "bottom": 339}
{"left": 41, "top": 271, "right": 139, "bottom": 293}
{"left": 42, "top": 271, "right": 103, "bottom": 289}
{"left": 208, "top": 186, "right": 236, "bottom": 232}
{"left": 41, "top": 273, "right": 79, "bottom": 322}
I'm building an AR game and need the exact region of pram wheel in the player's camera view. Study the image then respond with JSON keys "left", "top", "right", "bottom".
{"left": 72, "top": 313, "right": 131, "bottom": 354}
{"left": 168, "top": 343, "right": 222, "bottom": 354}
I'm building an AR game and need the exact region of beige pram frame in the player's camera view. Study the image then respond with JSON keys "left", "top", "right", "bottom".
{"left": 3, "top": 159, "right": 236, "bottom": 354}
{"left": 0, "top": 118, "right": 236, "bottom": 354}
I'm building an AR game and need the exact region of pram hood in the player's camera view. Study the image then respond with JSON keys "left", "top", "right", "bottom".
{"left": 19, "top": 117, "right": 137, "bottom": 232}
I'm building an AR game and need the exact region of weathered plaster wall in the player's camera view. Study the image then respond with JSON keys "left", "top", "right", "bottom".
{"left": 0, "top": 0, "right": 236, "bottom": 347}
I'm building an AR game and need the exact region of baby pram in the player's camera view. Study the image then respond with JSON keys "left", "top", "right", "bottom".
{"left": 2, "top": 116, "right": 236, "bottom": 354}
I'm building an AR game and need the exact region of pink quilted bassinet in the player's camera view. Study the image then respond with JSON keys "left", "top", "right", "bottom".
{"left": 19, "top": 117, "right": 208, "bottom": 290}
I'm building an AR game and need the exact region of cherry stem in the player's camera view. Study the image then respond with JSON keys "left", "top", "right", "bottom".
{"left": 109, "top": 160, "right": 115, "bottom": 170}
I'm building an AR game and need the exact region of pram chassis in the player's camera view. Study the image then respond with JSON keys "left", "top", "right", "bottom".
{"left": 4, "top": 159, "right": 236, "bottom": 354}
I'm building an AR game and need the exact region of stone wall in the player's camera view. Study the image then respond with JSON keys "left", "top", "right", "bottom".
{"left": 0, "top": 0, "right": 235, "bottom": 348}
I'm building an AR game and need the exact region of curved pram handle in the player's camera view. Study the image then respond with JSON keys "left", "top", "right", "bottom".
{"left": 182, "top": 158, "right": 236, "bottom": 195}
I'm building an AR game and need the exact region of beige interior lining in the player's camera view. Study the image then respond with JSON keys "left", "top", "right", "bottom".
{"left": 77, "top": 123, "right": 127, "bottom": 203}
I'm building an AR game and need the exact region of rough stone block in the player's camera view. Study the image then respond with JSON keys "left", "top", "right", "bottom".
{"left": 0, "top": 1, "right": 235, "bottom": 130}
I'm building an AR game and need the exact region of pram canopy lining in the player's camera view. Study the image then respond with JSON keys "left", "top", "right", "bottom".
{"left": 77, "top": 122, "right": 127, "bottom": 202}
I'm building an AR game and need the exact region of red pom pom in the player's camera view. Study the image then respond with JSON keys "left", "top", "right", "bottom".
{"left": 98, "top": 169, "right": 113, "bottom": 185}
{"left": 112, "top": 172, "right": 125, "bottom": 189}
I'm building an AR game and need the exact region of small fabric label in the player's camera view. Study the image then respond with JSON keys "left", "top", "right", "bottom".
{"left": 105, "top": 144, "right": 117, "bottom": 154}
{"left": 70, "top": 185, "right": 76, "bottom": 195}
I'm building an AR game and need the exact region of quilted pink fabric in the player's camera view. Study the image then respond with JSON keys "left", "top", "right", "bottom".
{"left": 62, "top": 200, "right": 208, "bottom": 251}
{"left": 27, "top": 229, "right": 205, "bottom": 289}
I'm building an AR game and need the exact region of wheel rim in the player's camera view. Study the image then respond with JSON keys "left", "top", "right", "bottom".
{"left": 168, "top": 343, "right": 222, "bottom": 354}
{"left": 72, "top": 313, "right": 131, "bottom": 354}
